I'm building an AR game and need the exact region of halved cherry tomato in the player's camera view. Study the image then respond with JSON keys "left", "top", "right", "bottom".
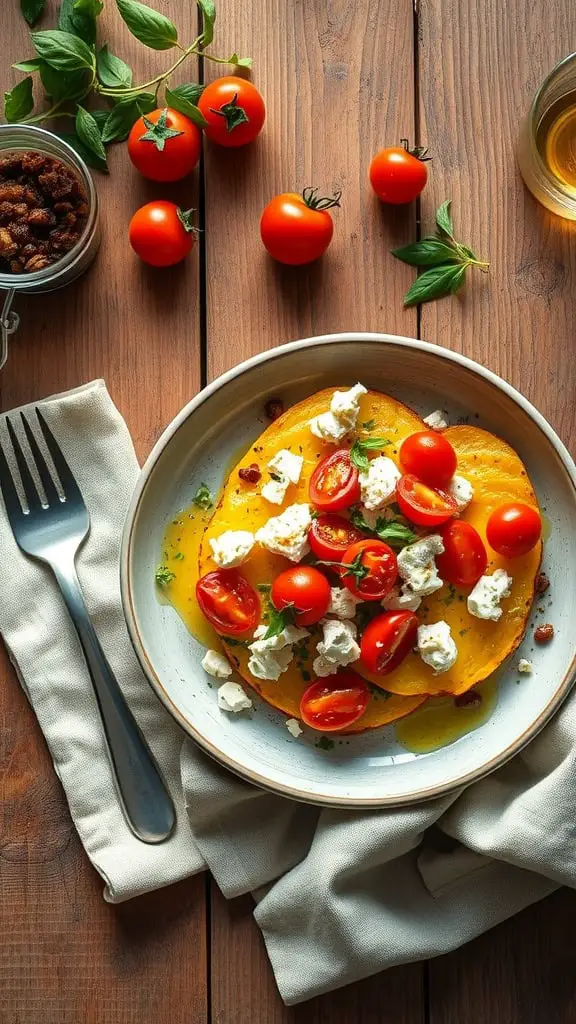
{"left": 437, "top": 521, "right": 488, "bottom": 587}
{"left": 198, "top": 77, "right": 266, "bottom": 148}
{"left": 309, "top": 449, "right": 360, "bottom": 512}
{"left": 308, "top": 514, "right": 364, "bottom": 562}
{"left": 300, "top": 671, "right": 370, "bottom": 732}
{"left": 339, "top": 538, "right": 397, "bottom": 600}
{"left": 399, "top": 430, "right": 457, "bottom": 488}
{"left": 196, "top": 569, "right": 260, "bottom": 635}
{"left": 271, "top": 566, "right": 331, "bottom": 626}
{"left": 486, "top": 503, "right": 542, "bottom": 558}
{"left": 360, "top": 611, "right": 418, "bottom": 675}
{"left": 396, "top": 474, "right": 457, "bottom": 527}
{"left": 369, "top": 141, "right": 429, "bottom": 205}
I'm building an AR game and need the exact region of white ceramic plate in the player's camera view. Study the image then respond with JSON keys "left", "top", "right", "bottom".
{"left": 121, "top": 334, "right": 576, "bottom": 807}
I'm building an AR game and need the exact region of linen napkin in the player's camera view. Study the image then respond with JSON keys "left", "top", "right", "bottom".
{"left": 0, "top": 380, "right": 205, "bottom": 901}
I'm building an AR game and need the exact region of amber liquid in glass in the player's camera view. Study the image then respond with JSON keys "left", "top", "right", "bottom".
{"left": 536, "top": 89, "right": 576, "bottom": 192}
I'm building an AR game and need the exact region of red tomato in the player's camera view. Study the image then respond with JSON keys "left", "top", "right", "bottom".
{"left": 486, "top": 503, "right": 542, "bottom": 558}
{"left": 271, "top": 566, "right": 331, "bottom": 626}
{"left": 399, "top": 430, "right": 457, "bottom": 488}
{"left": 198, "top": 76, "right": 265, "bottom": 147}
{"left": 308, "top": 514, "right": 365, "bottom": 561}
{"left": 369, "top": 140, "right": 429, "bottom": 204}
{"left": 396, "top": 474, "right": 457, "bottom": 527}
{"left": 260, "top": 187, "right": 340, "bottom": 265}
{"left": 360, "top": 611, "right": 419, "bottom": 676}
{"left": 196, "top": 569, "right": 260, "bottom": 635}
{"left": 300, "top": 672, "right": 369, "bottom": 732}
{"left": 129, "top": 201, "right": 197, "bottom": 267}
{"left": 437, "top": 521, "right": 488, "bottom": 587}
{"left": 309, "top": 450, "right": 360, "bottom": 512}
{"left": 340, "top": 538, "right": 397, "bottom": 600}
{"left": 127, "top": 107, "right": 202, "bottom": 182}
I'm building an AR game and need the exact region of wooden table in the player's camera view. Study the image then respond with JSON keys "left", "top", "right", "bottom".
{"left": 2, "top": 1, "right": 576, "bottom": 1020}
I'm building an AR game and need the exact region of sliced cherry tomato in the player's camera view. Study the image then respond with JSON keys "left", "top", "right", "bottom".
{"left": 369, "top": 141, "right": 429, "bottom": 205}
{"left": 300, "top": 671, "right": 370, "bottom": 732}
{"left": 260, "top": 187, "right": 340, "bottom": 265}
{"left": 271, "top": 566, "right": 331, "bottom": 626}
{"left": 339, "top": 538, "right": 397, "bottom": 601}
{"left": 437, "top": 521, "right": 488, "bottom": 587}
{"left": 196, "top": 569, "right": 260, "bottom": 635}
{"left": 127, "top": 107, "right": 202, "bottom": 182}
{"left": 308, "top": 514, "right": 365, "bottom": 562}
{"left": 486, "top": 503, "right": 542, "bottom": 558}
{"left": 399, "top": 430, "right": 457, "bottom": 487}
{"left": 360, "top": 611, "right": 418, "bottom": 676}
{"left": 309, "top": 449, "right": 360, "bottom": 512}
{"left": 129, "top": 201, "right": 197, "bottom": 267}
{"left": 198, "top": 77, "right": 265, "bottom": 148}
{"left": 396, "top": 474, "right": 457, "bottom": 527}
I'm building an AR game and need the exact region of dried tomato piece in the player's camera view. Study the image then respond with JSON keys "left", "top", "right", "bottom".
{"left": 534, "top": 623, "right": 554, "bottom": 644}
{"left": 238, "top": 463, "right": 261, "bottom": 484}
{"left": 265, "top": 398, "right": 284, "bottom": 421}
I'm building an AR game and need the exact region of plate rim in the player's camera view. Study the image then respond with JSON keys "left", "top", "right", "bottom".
{"left": 120, "top": 332, "right": 576, "bottom": 807}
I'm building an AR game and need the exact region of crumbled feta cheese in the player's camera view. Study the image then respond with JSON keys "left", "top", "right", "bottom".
{"left": 201, "top": 649, "right": 233, "bottom": 679}
{"left": 217, "top": 681, "right": 253, "bottom": 712}
{"left": 251, "top": 623, "right": 309, "bottom": 650}
{"left": 209, "top": 529, "right": 255, "bottom": 568}
{"left": 448, "top": 474, "right": 474, "bottom": 512}
{"left": 327, "top": 586, "right": 361, "bottom": 619}
{"left": 247, "top": 623, "right": 309, "bottom": 681}
{"left": 381, "top": 585, "right": 422, "bottom": 613}
{"left": 285, "top": 717, "right": 303, "bottom": 738}
{"left": 397, "top": 534, "right": 445, "bottom": 597}
{"left": 467, "top": 569, "right": 513, "bottom": 621}
{"left": 309, "top": 383, "right": 367, "bottom": 442}
{"left": 261, "top": 449, "right": 303, "bottom": 505}
{"left": 256, "top": 503, "right": 312, "bottom": 562}
{"left": 423, "top": 409, "right": 449, "bottom": 430}
{"left": 417, "top": 621, "right": 458, "bottom": 674}
{"left": 518, "top": 658, "right": 533, "bottom": 674}
{"left": 312, "top": 618, "right": 360, "bottom": 676}
{"left": 359, "top": 456, "right": 402, "bottom": 511}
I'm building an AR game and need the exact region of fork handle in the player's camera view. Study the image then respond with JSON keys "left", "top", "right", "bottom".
{"left": 52, "top": 560, "right": 176, "bottom": 844}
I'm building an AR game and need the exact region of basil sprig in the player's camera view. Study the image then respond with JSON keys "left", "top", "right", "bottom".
{"left": 393, "top": 201, "right": 489, "bottom": 307}
{"left": 349, "top": 436, "right": 391, "bottom": 472}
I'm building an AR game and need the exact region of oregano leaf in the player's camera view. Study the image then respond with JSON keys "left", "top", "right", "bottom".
{"left": 116, "top": 0, "right": 178, "bottom": 50}
{"left": 4, "top": 77, "right": 34, "bottom": 122}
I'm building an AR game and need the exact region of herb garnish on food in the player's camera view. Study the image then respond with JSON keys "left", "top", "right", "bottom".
{"left": 350, "top": 507, "right": 417, "bottom": 548}
{"left": 349, "top": 436, "right": 391, "bottom": 471}
{"left": 262, "top": 604, "right": 296, "bottom": 640}
{"left": 193, "top": 482, "right": 213, "bottom": 510}
{"left": 155, "top": 565, "right": 176, "bottom": 586}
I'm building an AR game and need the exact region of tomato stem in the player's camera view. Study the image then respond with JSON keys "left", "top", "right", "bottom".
{"left": 400, "top": 138, "right": 432, "bottom": 162}
{"left": 302, "top": 186, "right": 342, "bottom": 211}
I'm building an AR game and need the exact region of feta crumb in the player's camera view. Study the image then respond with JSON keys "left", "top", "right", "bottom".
{"left": 256, "top": 503, "right": 312, "bottom": 562}
{"left": 359, "top": 456, "right": 401, "bottom": 511}
{"left": 285, "top": 717, "right": 303, "bottom": 738}
{"left": 312, "top": 618, "right": 360, "bottom": 677}
{"left": 217, "top": 681, "right": 253, "bottom": 713}
{"left": 327, "top": 586, "right": 361, "bottom": 620}
{"left": 467, "top": 569, "right": 513, "bottom": 621}
{"left": 247, "top": 623, "right": 309, "bottom": 681}
{"left": 518, "top": 658, "right": 533, "bottom": 674}
{"left": 261, "top": 449, "right": 304, "bottom": 505}
{"left": 423, "top": 409, "right": 449, "bottom": 430}
{"left": 397, "top": 534, "right": 445, "bottom": 597}
{"left": 201, "top": 649, "right": 233, "bottom": 679}
{"left": 448, "top": 474, "right": 474, "bottom": 512}
{"left": 209, "top": 529, "right": 255, "bottom": 568}
{"left": 417, "top": 621, "right": 458, "bottom": 674}
{"left": 381, "top": 585, "right": 422, "bottom": 613}
{"left": 310, "top": 383, "right": 367, "bottom": 442}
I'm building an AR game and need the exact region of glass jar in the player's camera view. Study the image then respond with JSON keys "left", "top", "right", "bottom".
{"left": 0, "top": 124, "right": 100, "bottom": 368}
{"left": 518, "top": 52, "right": 576, "bottom": 220}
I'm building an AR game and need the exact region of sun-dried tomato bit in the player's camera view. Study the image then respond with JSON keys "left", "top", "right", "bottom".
{"left": 454, "top": 690, "right": 482, "bottom": 708}
{"left": 238, "top": 463, "right": 261, "bottom": 484}
{"left": 264, "top": 398, "right": 284, "bottom": 421}
{"left": 535, "top": 572, "right": 550, "bottom": 595}
{"left": 534, "top": 623, "right": 554, "bottom": 644}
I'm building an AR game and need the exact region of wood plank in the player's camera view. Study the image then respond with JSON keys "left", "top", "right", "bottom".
{"left": 418, "top": 0, "right": 576, "bottom": 1020}
{"left": 204, "top": 0, "right": 424, "bottom": 1018}
{"left": 0, "top": 3, "right": 207, "bottom": 1023}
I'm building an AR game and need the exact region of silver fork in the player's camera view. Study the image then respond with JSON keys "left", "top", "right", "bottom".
{"left": 0, "top": 408, "right": 176, "bottom": 844}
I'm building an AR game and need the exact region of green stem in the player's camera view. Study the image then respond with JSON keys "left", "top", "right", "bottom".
{"left": 202, "top": 51, "right": 234, "bottom": 64}
{"left": 96, "top": 44, "right": 195, "bottom": 98}
{"left": 22, "top": 99, "right": 70, "bottom": 124}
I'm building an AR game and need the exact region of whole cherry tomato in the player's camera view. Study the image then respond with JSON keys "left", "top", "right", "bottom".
{"left": 369, "top": 140, "right": 429, "bottom": 204}
{"left": 129, "top": 201, "right": 198, "bottom": 267}
{"left": 271, "top": 566, "right": 331, "bottom": 626}
{"left": 196, "top": 569, "right": 260, "bottom": 635}
{"left": 486, "top": 503, "right": 542, "bottom": 558}
{"left": 309, "top": 449, "right": 360, "bottom": 512}
{"left": 308, "top": 514, "right": 364, "bottom": 562}
{"left": 260, "top": 187, "right": 341, "bottom": 265}
{"left": 360, "top": 610, "right": 419, "bottom": 675}
{"left": 396, "top": 474, "right": 457, "bottom": 527}
{"left": 127, "top": 107, "right": 202, "bottom": 182}
{"left": 399, "top": 430, "right": 457, "bottom": 488}
{"left": 339, "top": 538, "right": 397, "bottom": 601}
{"left": 198, "top": 76, "right": 265, "bottom": 147}
{"left": 300, "top": 671, "right": 370, "bottom": 732}
{"left": 436, "top": 521, "right": 488, "bottom": 587}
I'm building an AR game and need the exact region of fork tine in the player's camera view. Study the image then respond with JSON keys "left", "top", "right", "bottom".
{"left": 20, "top": 412, "right": 60, "bottom": 507}
{"left": 34, "top": 408, "right": 82, "bottom": 502}
{"left": 6, "top": 419, "right": 42, "bottom": 512}
{"left": 0, "top": 432, "right": 26, "bottom": 520}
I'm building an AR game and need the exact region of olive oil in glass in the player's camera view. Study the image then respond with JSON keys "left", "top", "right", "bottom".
{"left": 536, "top": 90, "right": 576, "bottom": 192}
{"left": 518, "top": 53, "right": 576, "bottom": 219}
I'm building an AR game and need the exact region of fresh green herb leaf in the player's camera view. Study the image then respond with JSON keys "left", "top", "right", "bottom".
{"left": 193, "top": 482, "right": 213, "bottom": 510}
{"left": 32, "top": 30, "right": 94, "bottom": 72}
{"left": 165, "top": 82, "right": 203, "bottom": 106}
{"left": 12, "top": 59, "right": 44, "bottom": 72}
{"left": 20, "top": 0, "right": 45, "bottom": 28}
{"left": 101, "top": 93, "right": 156, "bottom": 142}
{"left": 256, "top": 583, "right": 272, "bottom": 593}
{"left": 262, "top": 604, "right": 296, "bottom": 641}
{"left": 373, "top": 519, "right": 418, "bottom": 548}
{"left": 137, "top": 107, "right": 183, "bottom": 151}
{"left": 116, "top": 0, "right": 178, "bottom": 50}
{"left": 57, "top": 131, "right": 109, "bottom": 171}
{"left": 317, "top": 736, "right": 334, "bottom": 750}
{"left": 349, "top": 436, "right": 391, "bottom": 471}
{"left": 349, "top": 507, "right": 372, "bottom": 532}
{"left": 155, "top": 565, "right": 176, "bottom": 586}
{"left": 76, "top": 105, "right": 107, "bottom": 162}
{"left": 436, "top": 199, "right": 454, "bottom": 238}
{"left": 165, "top": 85, "right": 208, "bottom": 127}
{"left": 173, "top": 552, "right": 184, "bottom": 561}
{"left": 4, "top": 77, "right": 34, "bottom": 122}
{"left": 96, "top": 44, "right": 133, "bottom": 87}
{"left": 197, "top": 0, "right": 216, "bottom": 47}
{"left": 227, "top": 52, "right": 252, "bottom": 68}
{"left": 361, "top": 418, "right": 376, "bottom": 431}
{"left": 74, "top": 0, "right": 103, "bottom": 16}
{"left": 391, "top": 238, "right": 459, "bottom": 267}
{"left": 90, "top": 108, "right": 111, "bottom": 132}
{"left": 39, "top": 62, "right": 88, "bottom": 102}
{"left": 310, "top": 510, "right": 319, "bottom": 520}
{"left": 59, "top": 0, "right": 99, "bottom": 44}
{"left": 402, "top": 264, "right": 468, "bottom": 308}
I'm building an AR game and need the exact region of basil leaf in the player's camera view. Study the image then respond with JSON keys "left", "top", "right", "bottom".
{"left": 374, "top": 520, "right": 418, "bottom": 548}
{"left": 436, "top": 199, "right": 453, "bottom": 238}
{"left": 40, "top": 62, "right": 88, "bottom": 102}
{"left": 392, "top": 238, "right": 460, "bottom": 267}
{"left": 166, "top": 82, "right": 203, "bottom": 106}
{"left": 165, "top": 85, "right": 208, "bottom": 126}
{"left": 13, "top": 59, "right": 44, "bottom": 72}
{"left": 90, "top": 108, "right": 110, "bottom": 132}
{"left": 32, "top": 30, "right": 94, "bottom": 71}
{"left": 57, "top": 131, "right": 108, "bottom": 171}
{"left": 58, "top": 0, "right": 100, "bottom": 44}
{"left": 4, "top": 77, "right": 34, "bottom": 122}
{"left": 262, "top": 605, "right": 296, "bottom": 641}
{"left": 349, "top": 436, "right": 391, "bottom": 471}
{"left": 403, "top": 264, "right": 467, "bottom": 307}
{"left": 74, "top": 0, "right": 103, "bottom": 15}
{"left": 96, "top": 44, "right": 133, "bottom": 87}
{"left": 116, "top": 0, "right": 178, "bottom": 50}
{"left": 228, "top": 52, "right": 252, "bottom": 69}
{"left": 197, "top": 0, "right": 216, "bottom": 46}
{"left": 76, "top": 105, "right": 107, "bottom": 162}
{"left": 20, "top": 0, "right": 45, "bottom": 27}
{"left": 101, "top": 93, "right": 155, "bottom": 143}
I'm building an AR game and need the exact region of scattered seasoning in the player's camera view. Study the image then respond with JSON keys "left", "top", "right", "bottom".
{"left": 265, "top": 398, "right": 284, "bottom": 421}
{"left": 269, "top": 470, "right": 283, "bottom": 482}
{"left": 316, "top": 736, "right": 335, "bottom": 750}
{"left": 442, "top": 583, "right": 457, "bottom": 606}
{"left": 535, "top": 572, "right": 550, "bottom": 595}
{"left": 534, "top": 623, "right": 554, "bottom": 644}
{"left": 193, "top": 482, "right": 213, "bottom": 510}
{"left": 173, "top": 552, "right": 184, "bottom": 561}
{"left": 459, "top": 627, "right": 469, "bottom": 637}
{"left": 361, "top": 418, "right": 376, "bottom": 431}
{"left": 238, "top": 463, "right": 261, "bottom": 484}
{"left": 155, "top": 565, "right": 176, "bottom": 587}
{"left": 454, "top": 690, "right": 482, "bottom": 708}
